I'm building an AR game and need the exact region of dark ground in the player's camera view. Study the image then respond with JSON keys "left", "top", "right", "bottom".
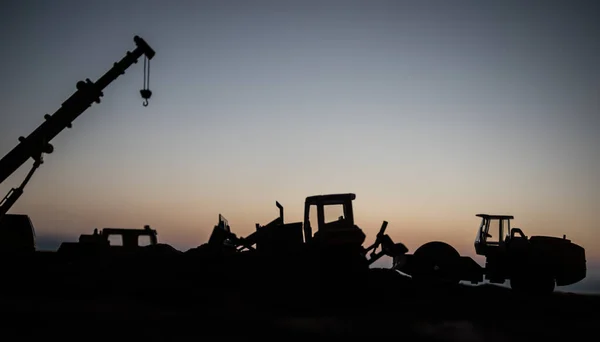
{"left": 1, "top": 267, "right": 598, "bottom": 341}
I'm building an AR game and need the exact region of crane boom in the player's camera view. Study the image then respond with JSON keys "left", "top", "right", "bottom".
{"left": 0, "top": 35, "right": 155, "bottom": 218}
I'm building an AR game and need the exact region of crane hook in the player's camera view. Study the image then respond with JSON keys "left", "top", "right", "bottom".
{"left": 140, "top": 89, "right": 152, "bottom": 107}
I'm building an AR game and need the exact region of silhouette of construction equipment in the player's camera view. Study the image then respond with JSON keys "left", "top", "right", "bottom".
{"left": 0, "top": 35, "right": 155, "bottom": 224}
{"left": 0, "top": 214, "right": 37, "bottom": 253}
{"left": 204, "top": 200, "right": 587, "bottom": 294}
{"left": 57, "top": 225, "right": 158, "bottom": 257}
{"left": 0, "top": 35, "right": 155, "bottom": 256}
{"left": 0, "top": 211, "right": 160, "bottom": 257}
{"left": 395, "top": 214, "right": 586, "bottom": 293}
{"left": 205, "top": 193, "right": 409, "bottom": 268}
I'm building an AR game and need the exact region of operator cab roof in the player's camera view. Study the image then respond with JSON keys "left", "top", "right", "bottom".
{"left": 476, "top": 214, "right": 514, "bottom": 220}
{"left": 101, "top": 226, "right": 157, "bottom": 235}
{"left": 305, "top": 193, "right": 356, "bottom": 205}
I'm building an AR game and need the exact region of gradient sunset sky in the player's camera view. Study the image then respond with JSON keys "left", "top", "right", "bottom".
{"left": 0, "top": 1, "right": 598, "bottom": 289}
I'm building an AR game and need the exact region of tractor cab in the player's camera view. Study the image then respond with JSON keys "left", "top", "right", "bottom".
{"left": 474, "top": 214, "right": 520, "bottom": 255}
{"left": 303, "top": 193, "right": 366, "bottom": 249}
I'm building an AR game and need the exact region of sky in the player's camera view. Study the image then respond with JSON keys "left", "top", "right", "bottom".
{"left": 0, "top": 1, "right": 599, "bottom": 292}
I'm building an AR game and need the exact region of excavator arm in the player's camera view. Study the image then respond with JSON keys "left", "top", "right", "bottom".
{"left": 0, "top": 35, "right": 155, "bottom": 219}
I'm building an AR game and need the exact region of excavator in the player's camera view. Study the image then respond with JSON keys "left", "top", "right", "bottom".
{"left": 0, "top": 35, "right": 156, "bottom": 254}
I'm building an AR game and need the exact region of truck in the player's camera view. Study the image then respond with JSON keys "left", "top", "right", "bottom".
{"left": 0, "top": 214, "right": 170, "bottom": 295}
{"left": 57, "top": 225, "right": 160, "bottom": 258}
{"left": 394, "top": 214, "right": 587, "bottom": 294}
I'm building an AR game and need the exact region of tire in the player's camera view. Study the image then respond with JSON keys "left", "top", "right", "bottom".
{"left": 411, "top": 241, "right": 461, "bottom": 285}
{"left": 510, "top": 272, "right": 555, "bottom": 295}
{"left": 538, "top": 275, "right": 556, "bottom": 294}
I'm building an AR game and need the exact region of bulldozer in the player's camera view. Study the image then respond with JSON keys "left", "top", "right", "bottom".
{"left": 200, "top": 193, "right": 408, "bottom": 276}
{"left": 187, "top": 193, "right": 408, "bottom": 310}
{"left": 394, "top": 214, "right": 587, "bottom": 294}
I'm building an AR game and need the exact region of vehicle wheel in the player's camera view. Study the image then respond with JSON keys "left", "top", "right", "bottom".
{"left": 411, "top": 241, "right": 461, "bottom": 285}
{"left": 510, "top": 273, "right": 555, "bottom": 295}
{"left": 538, "top": 275, "right": 556, "bottom": 294}
{"left": 509, "top": 275, "right": 528, "bottom": 293}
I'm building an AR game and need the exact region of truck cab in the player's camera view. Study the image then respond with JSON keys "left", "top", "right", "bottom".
{"left": 57, "top": 225, "right": 158, "bottom": 258}
{"left": 81, "top": 226, "right": 158, "bottom": 248}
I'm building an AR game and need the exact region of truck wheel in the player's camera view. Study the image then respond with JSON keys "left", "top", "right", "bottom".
{"left": 510, "top": 273, "right": 555, "bottom": 295}
{"left": 412, "top": 241, "right": 461, "bottom": 285}
{"left": 538, "top": 275, "right": 556, "bottom": 294}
